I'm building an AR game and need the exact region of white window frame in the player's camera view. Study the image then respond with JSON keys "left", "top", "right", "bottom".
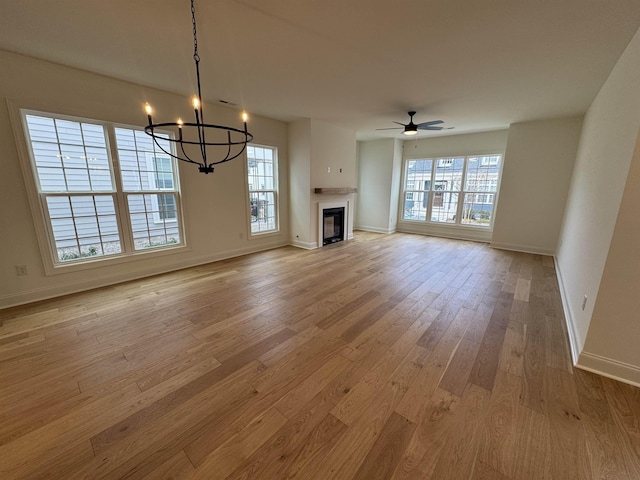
{"left": 12, "top": 107, "right": 186, "bottom": 275}
{"left": 400, "top": 153, "right": 503, "bottom": 229}
{"left": 246, "top": 143, "right": 279, "bottom": 236}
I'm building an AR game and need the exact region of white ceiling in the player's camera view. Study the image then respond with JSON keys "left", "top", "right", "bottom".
{"left": 2, "top": 0, "right": 640, "bottom": 140}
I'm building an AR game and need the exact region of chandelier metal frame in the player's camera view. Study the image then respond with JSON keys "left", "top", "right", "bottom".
{"left": 143, "top": 0, "right": 253, "bottom": 174}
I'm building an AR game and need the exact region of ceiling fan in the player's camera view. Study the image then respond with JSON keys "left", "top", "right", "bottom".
{"left": 377, "top": 111, "right": 447, "bottom": 136}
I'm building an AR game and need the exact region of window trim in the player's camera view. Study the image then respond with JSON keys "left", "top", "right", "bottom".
{"left": 10, "top": 105, "right": 187, "bottom": 276}
{"left": 399, "top": 153, "right": 503, "bottom": 231}
{"left": 246, "top": 143, "right": 280, "bottom": 237}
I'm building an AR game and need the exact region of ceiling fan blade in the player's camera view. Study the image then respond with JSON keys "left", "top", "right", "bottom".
{"left": 375, "top": 127, "right": 404, "bottom": 131}
{"left": 418, "top": 125, "right": 444, "bottom": 131}
{"left": 417, "top": 120, "right": 444, "bottom": 127}
{"left": 392, "top": 121, "right": 407, "bottom": 126}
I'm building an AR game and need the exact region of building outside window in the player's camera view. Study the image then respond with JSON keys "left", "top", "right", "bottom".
{"left": 402, "top": 154, "right": 502, "bottom": 227}
{"left": 247, "top": 144, "right": 278, "bottom": 235}
{"left": 20, "top": 110, "right": 183, "bottom": 268}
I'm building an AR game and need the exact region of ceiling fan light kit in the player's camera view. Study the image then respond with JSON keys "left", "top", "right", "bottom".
{"left": 377, "top": 110, "right": 447, "bottom": 136}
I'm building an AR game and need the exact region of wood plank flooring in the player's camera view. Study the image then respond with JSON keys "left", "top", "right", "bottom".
{"left": 1, "top": 232, "right": 639, "bottom": 479}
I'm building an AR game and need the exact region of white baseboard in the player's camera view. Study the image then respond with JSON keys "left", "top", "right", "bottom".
{"left": 290, "top": 239, "right": 317, "bottom": 250}
{"left": 576, "top": 352, "right": 640, "bottom": 388}
{"left": 490, "top": 242, "right": 555, "bottom": 256}
{"left": 0, "top": 240, "right": 289, "bottom": 309}
{"left": 355, "top": 225, "right": 396, "bottom": 234}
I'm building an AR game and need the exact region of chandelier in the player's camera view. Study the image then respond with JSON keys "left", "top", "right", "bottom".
{"left": 143, "top": 0, "right": 253, "bottom": 174}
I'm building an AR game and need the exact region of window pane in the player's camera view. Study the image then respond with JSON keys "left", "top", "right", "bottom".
{"left": 127, "top": 194, "right": 181, "bottom": 250}
{"left": 25, "top": 116, "right": 57, "bottom": 143}
{"left": 403, "top": 192, "right": 427, "bottom": 220}
{"left": 46, "top": 195, "right": 122, "bottom": 262}
{"left": 434, "top": 157, "right": 464, "bottom": 192}
{"left": 25, "top": 114, "right": 113, "bottom": 193}
{"left": 31, "top": 141, "right": 62, "bottom": 169}
{"left": 431, "top": 192, "right": 459, "bottom": 223}
{"left": 404, "top": 159, "right": 432, "bottom": 190}
{"left": 462, "top": 193, "right": 494, "bottom": 226}
{"left": 250, "top": 191, "right": 277, "bottom": 233}
{"left": 158, "top": 193, "right": 177, "bottom": 220}
{"left": 56, "top": 120, "right": 84, "bottom": 145}
{"left": 115, "top": 127, "right": 176, "bottom": 193}
{"left": 81, "top": 123, "right": 107, "bottom": 148}
{"left": 37, "top": 167, "right": 66, "bottom": 191}
{"left": 465, "top": 156, "right": 501, "bottom": 192}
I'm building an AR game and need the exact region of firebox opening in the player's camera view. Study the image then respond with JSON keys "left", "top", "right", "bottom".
{"left": 322, "top": 207, "right": 345, "bottom": 245}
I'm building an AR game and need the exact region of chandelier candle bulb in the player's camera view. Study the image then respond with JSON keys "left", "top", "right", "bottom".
{"left": 144, "top": 103, "right": 153, "bottom": 123}
{"left": 177, "top": 118, "right": 183, "bottom": 140}
{"left": 242, "top": 111, "right": 249, "bottom": 123}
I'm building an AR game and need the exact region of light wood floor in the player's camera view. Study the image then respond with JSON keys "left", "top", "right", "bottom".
{"left": 1, "top": 232, "right": 639, "bottom": 479}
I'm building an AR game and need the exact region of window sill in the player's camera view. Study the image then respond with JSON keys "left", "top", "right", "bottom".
{"left": 397, "top": 220, "right": 493, "bottom": 243}
{"left": 248, "top": 229, "right": 281, "bottom": 240}
{"left": 45, "top": 244, "right": 190, "bottom": 276}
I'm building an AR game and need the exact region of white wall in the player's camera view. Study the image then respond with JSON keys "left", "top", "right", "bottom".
{"left": 492, "top": 116, "right": 583, "bottom": 255}
{"left": 556, "top": 25, "right": 640, "bottom": 384}
{"left": 0, "top": 50, "right": 289, "bottom": 308}
{"left": 583, "top": 132, "right": 640, "bottom": 383}
{"left": 397, "top": 130, "right": 509, "bottom": 242}
{"left": 310, "top": 119, "right": 356, "bottom": 189}
{"left": 356, "top": 138, "right": 400, "bottom": 233}
{"left": 389, "top": 139, "right": 403, "bottom": 231}
{"left": 288, "top": 119, "right": 312, "bottom": 247}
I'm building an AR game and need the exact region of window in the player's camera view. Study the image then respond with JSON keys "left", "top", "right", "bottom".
{"left": 402, "top": 159, "right": 432, "bottom": 221}
{"left": 247, "top": 144, "right": 278, "bottom": 235}
{"left": 115, "top": 127, "right": 182, "bottom": 248}
{"left": 402, "top": 154, "right": 502, "bottom": 227}
{"left": 21, "top": 110, "right": 183, "bottom": 268}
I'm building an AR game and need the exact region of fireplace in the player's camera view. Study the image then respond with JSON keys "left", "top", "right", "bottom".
{"left": 322, "top": 207, "right": 345, "bottom": 245}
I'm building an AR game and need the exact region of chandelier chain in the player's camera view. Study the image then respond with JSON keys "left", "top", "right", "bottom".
{"left": 191, "top": 0, "right": 200, "bottom": 63}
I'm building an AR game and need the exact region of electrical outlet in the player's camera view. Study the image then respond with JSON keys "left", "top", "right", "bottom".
{"left": 239, "top": 232, "right": 244, "bottom": 240}
{"left": 327, "top": 167, "right": 331, "bottom": 173}
{"left": 582, "top": 294, "right": 588, "bottom": 311}
{"left": 16, "top": 264, "right": 28, "bottom": 276}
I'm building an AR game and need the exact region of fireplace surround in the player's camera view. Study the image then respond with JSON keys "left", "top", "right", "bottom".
{"left": 317, "top": 200, "right": 350, "bottom": 247}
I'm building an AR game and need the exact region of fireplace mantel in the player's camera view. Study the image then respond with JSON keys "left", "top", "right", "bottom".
{"left": 314, "top": 187, "right": 357, "bottom": 194}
